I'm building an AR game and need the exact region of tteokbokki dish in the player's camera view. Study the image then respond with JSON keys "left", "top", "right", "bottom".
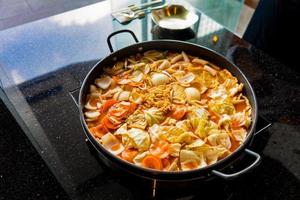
{"left": 84, "top": 50, "right": 252, "bottom": 171}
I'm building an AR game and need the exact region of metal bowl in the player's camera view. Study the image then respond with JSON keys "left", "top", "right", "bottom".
{"left": 151, "top": 4, "right": 199, "bottom": 30}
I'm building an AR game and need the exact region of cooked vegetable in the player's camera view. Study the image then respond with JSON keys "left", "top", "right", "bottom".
{"left": 95, "top": 76, "right": 112, "bottom": 89}
{"left": 172, "top": 84, "right": 186, "bottom": 104}
{"left": 124, "top": 128, "right": 151, "bottom": 151}
{"left": 168, "top": 158, "right": 179, "bottom": 171}
{"left": 118, "top": 91, "right": 130, "bottom": 101}
{"left": 89, "top": 124, "right": 108, "bottom": 138}
{"left": 207, "top": 131, "right": 232, "bottom": 149}
{"left": 101, "top": 99, "right": 118, "bottom": 113}
{"left": 85, "top": 50, "right": 252, "bottom": 171}
{"left": 171, "top": 54, "right": 183, "bottom": 64}
{"left": 126, "top": 109, "right": 147, "bottom": 129}
{"left": 141, "top": 155, "right": 162, "bottom": 170}
{"left": 84, "top": 110, "right": 100, "bottom": 119}
{"left": 163, "top": 126, "right": 195, "bottom": 143}
{"left": 149, "top": 140, "right": 170, "bottom": 159}
{"left": 209, "top": 100, "right": 235, "bottom": 115}
{"left": 232, "top": 128, "right": 247, "bottom": 143}
{"left": 181, "top": 51, "right": 190, "bottom": 63}
{"left": 192, "top": 58, "right": 208, "bottom": 65}
{"left": 121, "top": 148, "right": 138, "bottom": 163}
{"left": 204, "top": 65, "right": 217, "bottom": 76}
{"left": 180, "top": 150, "right": 203, "bottom": 170}
{"left": 169, "top": 143, "right": 181, "bottom": 157}
{"left": 177, "top": 72, "right": 195, "bottom": 84}
{"left": 185, "top": 139, "right": 205, "bottom": 149}
{"left": 158, "top": 60, "right": 171, "bottom": 70}
{"left": 103, "top": 116, "right": 121, "bottom": 130}
{"left": 185, "top": 87, "right": 201, "bottom": 101}
{"left": 85, "top": 98, "right": 100, "bottom": 110}
{"left": 151, "top": 73, "right": 170, "bottom": 86}
{"left": 131, "top": 70, "right": 143, "bottom": 82}
{"left": 144, "top": 108, "right": 165, "bottom": 126}
{"left": 170, "top": 105, "right": 187, "bottom": 120}
{"left": 101, "top": 133, "right": 124, "bottom": 155}
{"left": 133, "top": 151, "right": 151, "bottom": 165}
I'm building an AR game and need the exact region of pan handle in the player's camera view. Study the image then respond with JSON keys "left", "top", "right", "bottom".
{"left": 211, "top": 149, "right": 261, "bottom": 180}
{"left": 107, "top": 29, "right": 139, "bottom": 53}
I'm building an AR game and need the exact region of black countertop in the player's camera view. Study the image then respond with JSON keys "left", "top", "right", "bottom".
{"left": 0, "top": 98, "right": 69, "bottom": 200}
{"left": 0, "top": 1, "right": 299, "bottom": 199}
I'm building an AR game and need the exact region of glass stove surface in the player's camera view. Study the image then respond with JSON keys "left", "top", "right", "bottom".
{"left": 1, "top": 1, "right": 299, "bottom": 200}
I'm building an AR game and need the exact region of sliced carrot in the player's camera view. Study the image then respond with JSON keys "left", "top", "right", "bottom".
{"left": 231, "top": 120, "right": 240, "bottom": 129}
{"left": 111, "top": 143, "right": 121, "bottom": 151}
{"left": 141, "top": 155, "right": 162, "bottom": 170}
{"left": 107, "top": 115, "right": 122, "bottom": 124}
{"left": 170, "top": 104, "right": 187, "bottom": 120}
{"left": 234, "top": 101, "right": 247, "bottom": 112}
{"left": 121, "top": 149, "right": 138, "bottom": 163}
{"left": 229, "top": 138, "right": 240, "bottom": 152}
{"left": 109, "top": 107, "right": 128, "bottom": 118}
{"left": 149, "top": 140, "right": 169, "bottom": 159}
{"left": 108, "top": 102, "right": 137, "bottom": 118}
{"left": 128, "top": 102, "right": 138, "bottom": 114}
{"left": 87, "top": 119, "right": 101, "bottom": 128}
{"left": 101, "top": 99, "right": 118, "bottom": 113}
{"left": 161, "top": 158, "right": 170, "bottom": 169}
{"left": 102, "top": 116, "right": 120, "bottom": 130}
{"left": 97, "top": 123, "right": 109, "bottom": 133}
{"left": 89, "top": 123, "right": 108, "bottom": 138}
{"left": 89, "top": 127, "right": 98, "bottom": 137}
{"left": 109, "top": 76, "right": 118, "bottom": 89}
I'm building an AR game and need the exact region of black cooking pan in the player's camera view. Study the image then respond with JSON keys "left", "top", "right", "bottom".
{"left": 79, "top": 29, "right": 260, "bottom": 181}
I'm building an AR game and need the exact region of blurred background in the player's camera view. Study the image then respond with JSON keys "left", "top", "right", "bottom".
{"left": 0, "top": 0, "right": 259, "bottom": 37}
